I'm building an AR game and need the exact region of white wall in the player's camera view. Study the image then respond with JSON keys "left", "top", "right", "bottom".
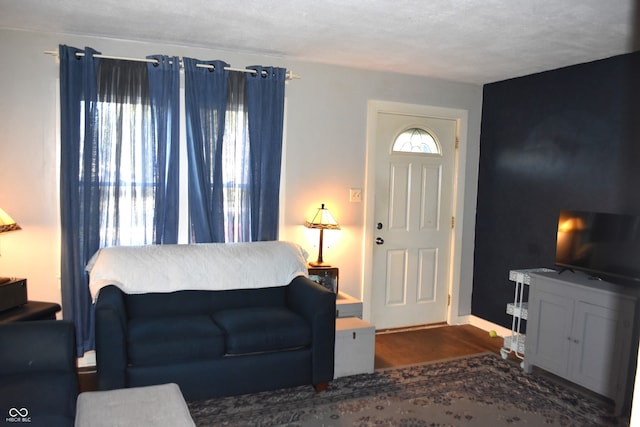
{"left": 0, "top": 28, "right": 482, "bottom": 321}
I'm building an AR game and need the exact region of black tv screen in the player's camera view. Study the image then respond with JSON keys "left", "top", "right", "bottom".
{"left": 555, "top": 210, "right": 640, "bottom": 285}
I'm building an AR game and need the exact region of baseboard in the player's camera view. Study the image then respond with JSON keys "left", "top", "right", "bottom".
{"left": 467, "top": 315, "right": 512, "bottom": 338}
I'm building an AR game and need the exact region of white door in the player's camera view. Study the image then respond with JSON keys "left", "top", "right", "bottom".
{"left": 371, "top": 111, "right": 457, "bottom": 329}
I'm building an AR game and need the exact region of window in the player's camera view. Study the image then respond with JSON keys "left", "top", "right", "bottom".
{"left": 81, "top": 60, "right": 160, "bottom": 247}
{"left": 392, "top": 127, "right": 440, "bottom": 154}
{"left": 88, "top": 65, "right": 254, "bottom": 245}
{"left": 221, "top": 84, "right": 251, "bottom": 242}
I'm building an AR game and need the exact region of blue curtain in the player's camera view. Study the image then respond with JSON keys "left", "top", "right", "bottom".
{"left": 147, "top": 55, "right": 181, "bottom": 244}
{"left": 184, "top": 61, "right": 286, "bottom": 243}
{"left": 183, "top": 59, "right": 230, "bottom": 243}
{"left": 60, "top": 45, "right": 100, "bottom": 355}
{"left": 246, "top": 66, "right": 286, "bottom": 241}
{"left": 59, "top": 46, "right": 180, "bottom": 354}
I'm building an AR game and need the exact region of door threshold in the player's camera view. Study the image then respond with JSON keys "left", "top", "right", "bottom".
{"left": 376, "top": 322, "right": 448, "bottom": 334}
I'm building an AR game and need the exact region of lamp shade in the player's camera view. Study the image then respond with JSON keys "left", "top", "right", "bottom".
{"left": 304, "top": 204, "right": 340, "bottom": 266}
{"left": 0, "top": 208, "right": 21, "bottom": 234}
{"left": 304, "top": 204, "right": 341, "bottom": 230}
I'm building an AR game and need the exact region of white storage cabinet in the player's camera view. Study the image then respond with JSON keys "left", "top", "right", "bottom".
{"left": 334, "top": 317, "right": 375, "bottom": 378}
{"left": 524, "top": 271, "right": 637, "bottom": 414}
{"left": 336, "top": 291, "right": 363, "bottom": 318}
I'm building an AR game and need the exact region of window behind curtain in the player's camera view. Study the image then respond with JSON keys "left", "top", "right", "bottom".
{"left": 75, "top": 56, "right": 282, "bottom": 248}
{"left": 222, "top": 72, "right": 251, "bottom": 242}
{"left": 84, "top": 59, "right": 157, "bottom": 246}
{"left": 87, "top": 63, "right": 266, "bottom": 244}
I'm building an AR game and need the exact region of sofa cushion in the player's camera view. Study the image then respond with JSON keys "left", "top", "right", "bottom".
{"left": 213, "top": 307, "right": 311, "bottom": 355}
{"left": 128, "top": 315, "right": 225, "bottom": 366}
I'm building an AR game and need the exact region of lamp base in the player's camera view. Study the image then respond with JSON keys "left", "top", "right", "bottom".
{"left": 308, "top": 261, "right": 331, "bottom": 267}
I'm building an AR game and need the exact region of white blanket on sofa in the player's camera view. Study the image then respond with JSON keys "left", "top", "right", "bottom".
{"left": 86, "top": 241, "right": 309, "bottom": 299}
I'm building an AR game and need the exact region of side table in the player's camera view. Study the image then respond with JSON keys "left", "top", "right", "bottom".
{"left": 0, "top": 301, "right": 61, "bottom": 322}
{"left": 308, "top": 266, "right": 339, "bottom": 293}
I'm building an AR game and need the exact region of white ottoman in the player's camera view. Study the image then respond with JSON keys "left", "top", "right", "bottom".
{"left": 75, "top": 383, "right": 195, "bottom": 427}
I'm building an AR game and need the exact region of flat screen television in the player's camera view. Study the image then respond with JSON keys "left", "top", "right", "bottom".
{"left": 555, "top": 210, "right": 640, "bottom": 286}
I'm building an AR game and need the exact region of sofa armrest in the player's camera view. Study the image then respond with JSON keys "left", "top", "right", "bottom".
{"left": 0, "top": 320, "right": 77, "bottom": 376}
{"left": 94, "top": 285, "right": 128, "bottom": 390}
{"left": 286, "top": 276, "right": 336, "bottom": 384}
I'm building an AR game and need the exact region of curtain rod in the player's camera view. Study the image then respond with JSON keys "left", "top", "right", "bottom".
{"left": 43, "top": 50, "right": 300, "bottom": 81}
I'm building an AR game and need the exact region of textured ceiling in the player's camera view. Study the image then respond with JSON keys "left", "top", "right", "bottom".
{"left": 1, "top": 0, "right": 638, "bottom": 84}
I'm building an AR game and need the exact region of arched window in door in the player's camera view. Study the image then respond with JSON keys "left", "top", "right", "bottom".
{"left": 392, "top": 127, "right": 441, "bottom": 154}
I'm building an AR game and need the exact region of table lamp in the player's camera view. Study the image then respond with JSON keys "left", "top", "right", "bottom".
{"left": 304, "top": 204, "right": 340, "bottom": 267}
{"left": 0, "top": 208, "right": 21, "bottom": 284}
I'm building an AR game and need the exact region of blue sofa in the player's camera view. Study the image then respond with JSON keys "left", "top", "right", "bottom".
{"left": 94, "top": 272, "right": 336, "bottom": 401}
{"left": 0, "top": 320, "right": 79, "bottom": 427}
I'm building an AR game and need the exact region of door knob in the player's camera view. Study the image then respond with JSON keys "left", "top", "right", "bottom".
{"left": 375, "top": 237, "right": 384, "bottom": 245}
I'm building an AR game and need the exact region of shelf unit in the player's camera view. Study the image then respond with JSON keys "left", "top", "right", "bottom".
{"left": 500, "top": 268, "right": 555, "bottom": 368}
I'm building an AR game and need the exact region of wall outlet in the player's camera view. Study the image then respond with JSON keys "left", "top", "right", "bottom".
{"left": 349, "top": 188, "right": 362, "bottom": 203}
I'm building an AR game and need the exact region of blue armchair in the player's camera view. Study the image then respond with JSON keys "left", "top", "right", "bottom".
{"left": 0, "top": 320, "right": 79, "bottom": 427}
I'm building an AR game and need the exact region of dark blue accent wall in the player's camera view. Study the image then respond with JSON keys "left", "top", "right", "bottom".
{"left": 473, "top": 51, "right": 640, "bottom": 327}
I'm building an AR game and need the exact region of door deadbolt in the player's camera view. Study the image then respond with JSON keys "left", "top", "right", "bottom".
{"left": 376, "top": 222, "right": 383, "bottom": 230}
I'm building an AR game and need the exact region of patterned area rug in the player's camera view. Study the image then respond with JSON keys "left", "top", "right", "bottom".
{"left": 188, "top": 353, "right": 627, "bottom": 426}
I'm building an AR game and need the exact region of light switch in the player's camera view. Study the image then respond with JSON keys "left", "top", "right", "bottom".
{"left": 349, "top": 188, "right": 362, "bottom": 203}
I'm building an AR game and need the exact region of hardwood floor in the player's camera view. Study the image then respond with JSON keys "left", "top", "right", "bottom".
{"left": 78, "top": 324, "right": 506, "bottom": 392}
{"left": 375, "top": 324, "right": 505, "bottom": 369}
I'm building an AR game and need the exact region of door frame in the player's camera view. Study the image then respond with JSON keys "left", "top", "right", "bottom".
{"left": 362, "top": 100, "right": 469, "bottom": 327}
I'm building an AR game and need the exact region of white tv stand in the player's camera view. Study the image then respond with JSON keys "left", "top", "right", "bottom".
{"left": 524, "top": 270, "right": 638, "bottom": 414}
